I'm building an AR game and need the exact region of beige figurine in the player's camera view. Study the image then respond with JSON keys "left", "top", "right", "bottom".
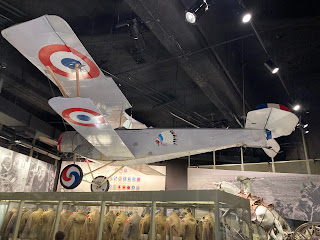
{"left": 139, "top": 213, "right": 151, "bottom": 239}
{"left": 59, "top": 209, "right": 72, "bottom": 232}
{"left": 201, "top": 214, "right": 215, "bottom": 240}
{"left": 122, "top": 212, "right": 142, "bottom": 240}
{"left": 4, "top": 208, "right": 21, "bottom": 240}
{"left": 38, "top": 208, "right": 56, "bottom": 240}
{"left": 81, "top": 209, "right": 100, "bottom": 240}
{"left": 0, "top": 208, "right": 16, "bottom": 240}
{"left": 110, "top": 211, "right": 127, "bottom": 240}
{"left": 155, "top": 211, "right": 166, "bottom": 240}
{"left": 64, "top": 210, "right": 87, "bottom": 240}
{"left": 22, "top": 208, "right": 43, "bottom": 239}
{"left": 49, "top": 209, "right": 72, "bottom": 240}
{"left": 181, "top": 213, "right": 200, "bottom": 240}
{"left": 19, "top": 208, "right": 34, "bottom": 237}
{"left": 102, "top": 211, "right": 116, "bottom": 240}
{"left": 166, "top": 212, "right": 181, "bottom": 240}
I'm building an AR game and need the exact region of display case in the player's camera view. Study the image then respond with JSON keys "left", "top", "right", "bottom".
{"left": 0, "top": 190, "right": 252, "bottom": 240}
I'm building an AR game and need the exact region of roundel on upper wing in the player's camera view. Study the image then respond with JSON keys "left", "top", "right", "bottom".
{"left": 38, "top": 44, "right": 100, "bottom": 79}
{"left": 62, "top": 108, "right": 105, "bottom": 127}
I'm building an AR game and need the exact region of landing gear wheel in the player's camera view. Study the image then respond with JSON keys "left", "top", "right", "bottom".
{"left": 60, "top": 164, "right": 83, "bottom": 189}
{"left": 91, "top": 176, "right": 109, "bottom": 192}
{"left": 293, "top": 222, "right": 320, "bottom": 240}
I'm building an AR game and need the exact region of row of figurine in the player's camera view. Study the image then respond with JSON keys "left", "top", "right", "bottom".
{"left": 0, "top": 207, "right": 215, "bottom": 240}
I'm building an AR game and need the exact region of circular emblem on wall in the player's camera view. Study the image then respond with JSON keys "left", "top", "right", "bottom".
{"left": 38, "top": 44, "right": 100, "bottom": 79}
{"left": 62, "top": 108, "right": 105, "bottom": 127}
{"left": 60, "top": 164, "right": 83, "bottom": 189}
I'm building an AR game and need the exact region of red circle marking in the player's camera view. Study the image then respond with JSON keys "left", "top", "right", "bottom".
{"left": 62, "top": 108, "right": 105, "bottom": 127}
{"left": 62, "top": 166, "right": 71, "bottom": 181}
{"left": 57, "top": 132, "right": 65, "bottom": 152}
{"left": 39, "top": 44, "right": 100, "bottom": 79}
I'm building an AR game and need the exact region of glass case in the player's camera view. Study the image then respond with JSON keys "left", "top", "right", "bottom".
{"left": 0, "top": 190, "right": 251, "bottom": 240}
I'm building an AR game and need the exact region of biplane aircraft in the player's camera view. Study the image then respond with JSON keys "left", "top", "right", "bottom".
{"left": 1, "top": 15, "right": 299, "bottom": 192}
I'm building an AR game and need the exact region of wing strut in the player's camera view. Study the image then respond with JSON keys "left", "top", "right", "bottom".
{"left": 46, "top": 66, "right": 68, "bottom": 97}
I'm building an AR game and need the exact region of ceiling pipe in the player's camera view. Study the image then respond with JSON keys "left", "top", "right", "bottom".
{"left": 0, "top": 130, "right": 60, "bottom": 160}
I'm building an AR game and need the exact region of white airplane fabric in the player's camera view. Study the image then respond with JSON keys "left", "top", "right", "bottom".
{"left": 262, "top": 139, "right": 280, "bottom": 158}
{"left": 245, "top": 108, "right": 299, "bottom": 138}
{"left": 1, "top": 15, "right": 131, "bottom": 114}
{"left": 48, "top": 97, "right": 134, "bottom": 159}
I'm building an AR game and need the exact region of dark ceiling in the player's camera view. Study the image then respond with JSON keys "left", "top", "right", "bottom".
{"left": 0, "top": 0, "right": 319, "bottom": 164}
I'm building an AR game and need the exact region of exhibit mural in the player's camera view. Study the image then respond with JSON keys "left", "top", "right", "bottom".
{"left": 188, "top": 168, "right": 320, "bottom": 222}
{"left": 0, "top": 146, "right": 56, "bottom": 192}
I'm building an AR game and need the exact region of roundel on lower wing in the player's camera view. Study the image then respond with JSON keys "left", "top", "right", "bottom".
{"left": 60, "top": 164, "right": 83, "bottom": 189}
{"left": 62, "top": 108, "right": 105, "bottom": 127}
{"left": 38, "top": 44, "right": 100, "bottom": 79}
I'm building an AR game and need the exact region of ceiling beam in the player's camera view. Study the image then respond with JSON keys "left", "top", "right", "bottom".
{"left": 125, "top": 0, "right": 244, "bottom": 126}
{"left": 0, "top": 96, "right": 61, "bottom": 140}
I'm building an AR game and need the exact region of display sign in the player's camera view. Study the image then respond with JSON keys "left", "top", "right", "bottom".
{"left": 188, "top": 168, "right": 320, "bottom": 222}
{"left": 0, "top": 146, "right": 56, "bottom": 192}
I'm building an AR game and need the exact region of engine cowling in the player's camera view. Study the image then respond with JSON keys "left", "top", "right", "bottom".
{"left": 57, "top": 131, "right": 83, "bottom": 152}
{"left": 57, "top": 131, "right": 107, "bottom": 160}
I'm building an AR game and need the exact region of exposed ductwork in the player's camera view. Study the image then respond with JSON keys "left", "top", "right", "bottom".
{"left": 125, "top": 0, "right": 244, "bottom": 126}
{"left": 0, "top": 96, "right": 61, "bottom": 139}
{"left": 0, "top": 130, "right": 60, "bottom": 160}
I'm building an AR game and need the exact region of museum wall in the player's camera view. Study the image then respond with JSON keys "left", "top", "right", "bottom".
{"left": 188, "top": 168, "right": 320, "bottom": 222}
{"left": 57, "top": 161, "right": 166, "bottom": 192}
{"left": 198, "top": 159, "right": 320, "bottom": 175}
{"left": 0, "top": 146, "right": 56, "bottom": 192}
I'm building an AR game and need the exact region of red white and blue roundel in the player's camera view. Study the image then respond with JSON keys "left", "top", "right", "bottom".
{"left": 62, "top": 108, "right": 105, "bottom": 127}
{"left": 38, "top": 44, "right": 100, "bottom": 79}
{"left": 256, "top": 103, "right": 291, "bottom": 112}
{"left": 60, "top": 164, "right": 83, "bottom": 189}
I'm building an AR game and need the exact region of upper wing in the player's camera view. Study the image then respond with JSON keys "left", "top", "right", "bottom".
{"left": 1, "top": 15, "right": 131, "bottom": 114}
{"left": 49, "top": 97, "right": 134, "bottom": 159}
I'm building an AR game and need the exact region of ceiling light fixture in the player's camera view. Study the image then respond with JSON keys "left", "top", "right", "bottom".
{"left": 185, "top": 0, "right": 209, "bottom": 24}
{"left": 293, "top": 104, "right": 301, "bottom": 111}
{"left": 264, "top": 59, "right": 279, "bottom": 74}
{"left": 242, "top": 12, "right": 252, "bottom": 23}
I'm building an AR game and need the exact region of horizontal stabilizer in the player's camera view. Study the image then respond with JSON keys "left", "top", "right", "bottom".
{"left": 48, "top": 97, "right": 134, "bottom": 160}
{"left": 245, "top": 107, "right": 298, "bottom": 138}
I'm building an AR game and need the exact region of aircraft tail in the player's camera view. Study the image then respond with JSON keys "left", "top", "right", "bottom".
{"left": 245, "top": 103, "right": 299, "bottom": 158}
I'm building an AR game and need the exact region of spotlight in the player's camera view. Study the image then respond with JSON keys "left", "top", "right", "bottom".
{"left": 185, "top": 0, "right": 209, "bottom": 24}
{"left": 305, "top": 130, "right": 309, "bottom": 134}
{"left": 14, "top": 139, "right": 21, "bottom": 144}
{"left": 242, "top": 12, "right": 252, "bottom": 23}
{"left": 185, "top": 12, "right": 196, "bottom": 24}
{"left": 303, "top": 124, "right": 309, "bottom": 128}
{"left": 264, "top": 59, "right": 279, "bottom": 74}
{"left": 293, "top": 104, "right": 301, "bottom": 111}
